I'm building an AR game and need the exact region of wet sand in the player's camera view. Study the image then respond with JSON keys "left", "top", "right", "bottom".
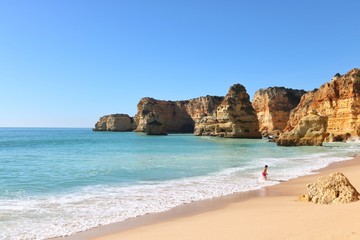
{"left": 62, "top": 156, "right": 360, "bottom": 240}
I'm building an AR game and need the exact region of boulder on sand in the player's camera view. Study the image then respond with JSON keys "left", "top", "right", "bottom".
{"left": 299, "top": 172, "right": 360, "bottom": 204}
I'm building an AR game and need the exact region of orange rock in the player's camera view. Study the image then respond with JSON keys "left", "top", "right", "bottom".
{"left": 93, "top": 114, "right": 135, "bottom": 131}
{"left": 285, "top": 68, "right": 360, "bottom": 140}
{"left": 277, "top": 110, "right": 328, "bottom": 146}
{"left": 300, "top": 172, "right": 360, "bottom": 204}
{"left": 194, "top": 84, "right": 261, "bottom": 138}
{"left": 252, "top": 87, "right": 306, "bottom": 135}
{"left": 134, "top": 96, "right": 223, "bottom": 134}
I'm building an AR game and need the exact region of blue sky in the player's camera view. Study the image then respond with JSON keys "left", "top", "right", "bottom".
{"left": 0, "top": 0, "right": 359, "bottom": 127}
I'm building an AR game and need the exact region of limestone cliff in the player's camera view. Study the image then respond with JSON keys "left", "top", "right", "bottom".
{"left": 93, "top": 114, "right": 135, "bottom": 131}
{"left": 194, "top": 84, "right": 261, "bottom": 138}
{"left": 184, "top": 96, "right": 225, "bottom": 123}
{"left": 277, "top": 110, "right": 328, "bottom": 146}
{"left": 140, "top": 112, "right": 167, "bottom": 135}
{"left": 134, "top": 96, "right": 223, "bottom": 134}
{"left": 252, "top": 87, "right": 306, "bottom": 135}
{"left": 285, "top": 68, "right": 360, "bottom": 140}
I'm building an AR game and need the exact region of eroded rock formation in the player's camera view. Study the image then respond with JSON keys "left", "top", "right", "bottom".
{"left": 252, "top": 87, "right": 306, "bottom": 135}
{"left": 134, "top": 96, "right": 223, "bottom": 134}
{"left": 299, "top": 172, "right": 360, "bottom": 204}
{"left": 93, "top": 114, "right": 135, "bottom": 131}
{"left": 277, "top": 110, "right": 328, "bottom": 146}
{"left": 194, "top": 84, "right": 261, "bottom": 138}
{"left": 93, "top": 68, "right": 360, "bottom": 139}
{"left": 140, "top": 112, "right": 167, "bottom": 135}
{"left": 285, "top": 68, "right": 360, "bottom": 140}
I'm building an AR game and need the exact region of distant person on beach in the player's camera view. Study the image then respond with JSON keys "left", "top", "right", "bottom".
{"left": 262, "top": 165, "right": 268, "bottom": 180}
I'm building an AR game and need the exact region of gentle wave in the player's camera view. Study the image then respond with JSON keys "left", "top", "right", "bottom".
{"left": 0, "top": 154, "right": 355, "bottom": 239}
{"left": 1, "top": 130, "right": 359, "bottom": 239}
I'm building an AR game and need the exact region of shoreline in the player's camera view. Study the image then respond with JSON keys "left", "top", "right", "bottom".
{"left": 59, "top": 154, "right": 360, "bottom": 240}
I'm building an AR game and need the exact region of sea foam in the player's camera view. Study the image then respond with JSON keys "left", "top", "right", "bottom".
{"left": 0, "top": 129, "right": 359, "bottom": 239}
{"left": 1, "top": 155, "right": 355, "bottom": 239}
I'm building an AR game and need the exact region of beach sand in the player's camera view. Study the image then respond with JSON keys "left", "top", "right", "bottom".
{"left": 64, "top": 156, "right": 360, "bottom": 240}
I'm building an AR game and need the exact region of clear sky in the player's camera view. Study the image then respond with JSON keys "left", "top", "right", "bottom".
{"left": 0, "top": 0, "right": 359, "bottom": 127}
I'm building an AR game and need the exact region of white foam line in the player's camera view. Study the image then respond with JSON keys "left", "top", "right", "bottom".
{"left": 0, "top": 154, "right": 358, "bottom": 239}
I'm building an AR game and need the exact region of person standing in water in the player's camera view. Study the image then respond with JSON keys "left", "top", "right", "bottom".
{"left": 262, "top": 165, "right": 268, "bottom": 180}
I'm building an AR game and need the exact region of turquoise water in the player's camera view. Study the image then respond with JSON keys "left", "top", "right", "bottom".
{"left": 0, "top": 128, "right": 359, "bottom": 239}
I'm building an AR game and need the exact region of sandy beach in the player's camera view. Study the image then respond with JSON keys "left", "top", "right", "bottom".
{"left": 61, "top": 155, "right": 360, "bottom": 240}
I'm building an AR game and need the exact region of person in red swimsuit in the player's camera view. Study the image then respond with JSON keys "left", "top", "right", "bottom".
{"left": 262, "top": 165, "right": 268, "bottom": 180}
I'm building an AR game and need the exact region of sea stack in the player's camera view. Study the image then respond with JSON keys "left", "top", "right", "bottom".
{"left": 194, "top": 84, "right": 261, "bottom": 138}
{"left": 93, "top": 114, "right": 135, "bottom": 131}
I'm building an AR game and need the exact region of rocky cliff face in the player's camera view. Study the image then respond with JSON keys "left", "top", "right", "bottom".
{"left": 140, "top": 112, "right": 167, "bottom": 135}
{"left": 184, "top": 96, "right": 225, "bottom": 123}
{"left": 277, "top": 110, "right": 328, "bottom": 146}
{"left": 252, "top": 87, "right": 306, "bottom": 135}
{"left": 285, "top": 68, "right": 360, "bottom": 140}
{"left": 94, "top": 68, "right": 360, "bottom": 139}
{"left": 134, "top": 96, "right": 223, "bottom": 134}
{"left": 194, "top": 84, "right": 261, "bottom": 138}
{"left": 135, "top": 84, "right": 261, "bottom": 138}
{"left": 93, "top": 114, "right": 135, "bottom": 131}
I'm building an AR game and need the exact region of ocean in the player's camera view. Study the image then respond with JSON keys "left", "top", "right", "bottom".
{"left": 0, "top": 128, "right": 359, "bottom": 239}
